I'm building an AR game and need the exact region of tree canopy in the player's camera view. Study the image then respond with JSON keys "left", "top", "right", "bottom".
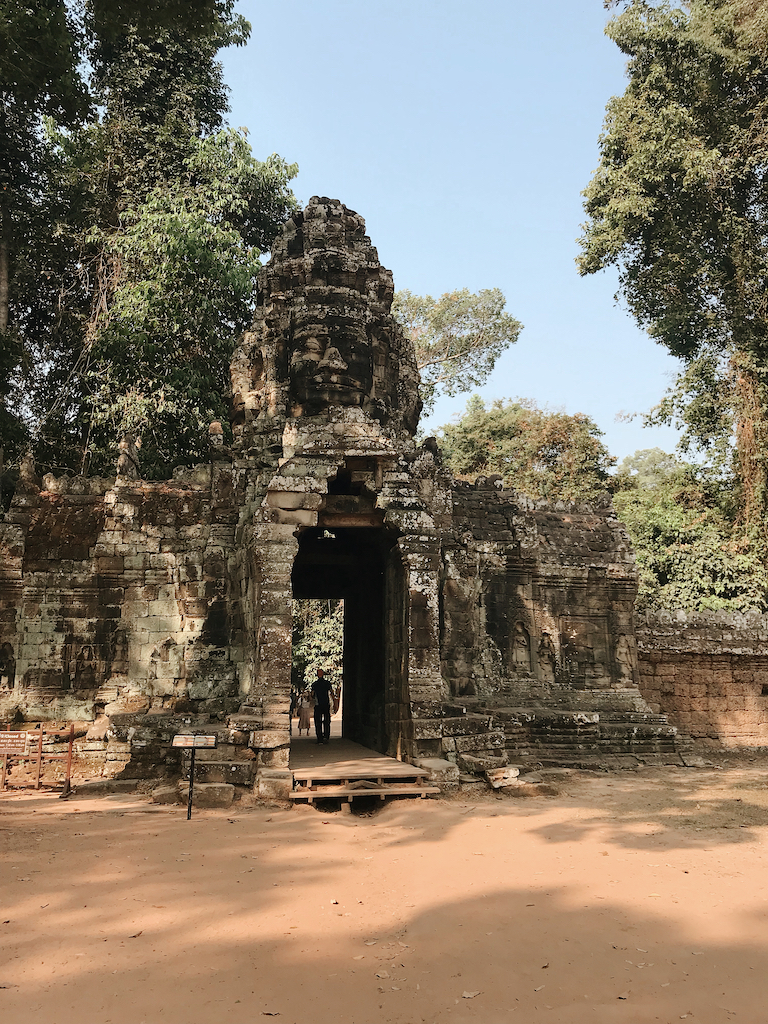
{"left": 392, "top": 288, "right": 522, "bottom": 415}
{"left": 437, "top": 394, "right": 616, "bottom": 501}
{"left": 579, "top": 0, "right": 768, "bottom": 533}
{"left": 292, "top": 600, "right": 344, "bottom": 691}
{"left": 613, "top": 447, "right": 767, "bottom": 611}
{"left": 1, "top": 0, "right": 297, "bottom": 485}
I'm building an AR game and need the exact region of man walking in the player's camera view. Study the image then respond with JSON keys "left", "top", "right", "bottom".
{"left": 312, "top": 668, "right": 333, "bottom": 744}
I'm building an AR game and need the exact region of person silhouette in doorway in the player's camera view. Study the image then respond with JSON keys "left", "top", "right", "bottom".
{"left": 312, "top": 668, "right": 333, "bottom": 744}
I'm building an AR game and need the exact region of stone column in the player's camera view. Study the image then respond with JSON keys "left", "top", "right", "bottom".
{"left": 248, "top": 517, "right": 299, "bottom": 765}
{"left": 397, "top": 533, "right": 447, "bottom": 757}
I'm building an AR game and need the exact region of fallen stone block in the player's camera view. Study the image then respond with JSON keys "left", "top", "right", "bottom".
{"left": 75, "top": 778, "right": 142, "bottom": 795}
{"left": 680, "top": 753, "right": 713, "bottom": 768}
{"left": 413, "top": 757, "right": 460, "bottom": 784}
{"left": 457, "top": 752, "right": 507, "bottom": 774}
{"left": 485, "top": 765, "right": 521, "bottom": 789}
{"left": 176, "top": 781, "right": 235, "bottom": 807}
{"left": 151, "top": 784, "right": 181, "bottom": 804}
{"left": 256, "top": 769, "right": 293, "bottom": 801}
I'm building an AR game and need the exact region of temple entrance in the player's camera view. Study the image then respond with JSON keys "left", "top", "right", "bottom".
{"left": 291, "top": 526, "right": 407, "bottom": 755}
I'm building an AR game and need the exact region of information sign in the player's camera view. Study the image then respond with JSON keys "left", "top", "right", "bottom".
{"left": 0, "top": 732, "right": 29, "bottom": 755}
{"left": 172, "top": 734, "right": 217, "bottom": 819}
{"left": 172, "top": 734, "right": 217, "bottom": 749}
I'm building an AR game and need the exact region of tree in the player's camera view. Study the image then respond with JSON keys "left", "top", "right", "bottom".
{"left": 578, "top": 0, "right": 768, "bottom": 534}
{"left": 81, "top": 131, "right": 296, "bottom": 477}
{"left": 2, "top": 1, "right": 298, "bottom": 481}
{"left": 613, "top": 448, "right": 767, "bottom": 610}
{"left": 0, "top": 0, "right": 89, "bottom": 470}
{"left": 437, "top": 394, "right": 616, "bottom": 501}
{"left": 292, "top": 600, "right": 344, "bottom": 691}
{"left": 392, "top": 288, "right": 522, "bottom": 414}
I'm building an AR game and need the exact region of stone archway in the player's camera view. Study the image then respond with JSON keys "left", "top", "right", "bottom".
{"left": 291, "top": 525, "right": 409, "bottom": 756}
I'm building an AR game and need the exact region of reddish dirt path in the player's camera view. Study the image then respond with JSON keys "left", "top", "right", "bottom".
{"left": 3, "top": 765, "right": 768, "bottom": 1024}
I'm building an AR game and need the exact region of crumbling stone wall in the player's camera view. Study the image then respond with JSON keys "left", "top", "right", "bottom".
{"left": 0, "top": 466, "right": 242, "bottom": 724}
{"left": 440, "top": 483, "right": 639, "bottom": 704}
{"left": 637, "top": 611, "right": 768, "bottom": 746}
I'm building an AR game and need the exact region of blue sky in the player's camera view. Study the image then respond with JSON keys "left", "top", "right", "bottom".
{"left": 222, "top": 1, "right": 683, "bottom": 464}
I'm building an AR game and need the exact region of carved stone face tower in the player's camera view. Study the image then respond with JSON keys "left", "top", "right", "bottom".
{"left": 231, "top": 197, "right": 422, "bottom": 443}
{"left": 229, "top": 198, "right": 448, "bottom": 762}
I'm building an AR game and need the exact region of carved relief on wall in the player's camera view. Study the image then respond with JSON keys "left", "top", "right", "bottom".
{"left": 511, "top": 621, "right": 532, "bottom": 673}
{"left": 74, "top": 644, "right": 97, "bottom": 689}
{"left": 538, "top": 631, "right": 557, "bottom": 684}
{"left": 0, "top": 643, "right": 15, "bottom": 688}
{"left": 559, "top": 616, "right": 610, "bottom": 686}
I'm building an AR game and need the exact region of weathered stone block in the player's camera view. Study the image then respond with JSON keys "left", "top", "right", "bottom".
{"left": 413, "top": 757, "right": 459, "bottom": 784}
{"left": 256, "top": 769, "right": 293, "bottom": 801}
{"left": 453, "top": 731, "right": 505, "bottom": 753}
{"left": 458, "top": 752, "right": 507, "bottom": 773}
{"left": 412, "top": 718, "right": 442, "bottom": 740}
{"left": 249, "top": 729, "right": 289, "bottom": 749}
{"left": 184, "top": 760, "right": 255, "bottom": 785}
{"left": 151, "top": 784, "right": 181, "bottom": 804}
{"left": 176, "top": 781, "right": 235, "bottom": 807}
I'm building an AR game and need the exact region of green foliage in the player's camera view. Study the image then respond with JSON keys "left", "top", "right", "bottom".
{"left": 82, "top": 130, "right": 296, "bottom": 477}
{"left": 613, "top": 448, "right": 767, "bottom": 611}
{"left": 292, "top": 601, "right": 344, "bottom": 690}
{"left": 0, "top": 1, "right": 90, "bottom": 468}
{"left": 578, "top": 0, "right": 768, "bottom": 529}
{"left": 87, "top": 0, "right": 241, "bottom": 42}
{"left": 1, "top": 1, "right": 298, "bottom": 483}
{"left": 437, "top": 395, "right": 616, "bottom": 501}
{"left": 392, "top": 288, "right": 522, "bottom": 414}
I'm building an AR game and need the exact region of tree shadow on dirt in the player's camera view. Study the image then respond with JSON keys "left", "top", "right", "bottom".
{"left": 2, "top": 794, "right": 767, "bottom": 1024}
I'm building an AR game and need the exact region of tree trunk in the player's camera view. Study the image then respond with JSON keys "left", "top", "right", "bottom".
{"left": 733, "top": 358, "right": 768, "bottom": 540}
{"left": 0, "top": 198, "right": 9, "bottom": 335}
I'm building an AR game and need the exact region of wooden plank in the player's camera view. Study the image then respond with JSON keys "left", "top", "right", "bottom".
{"left": 290, "top": 782, "right": 442, "bottom": 798}
{"left": 292, "top": 761, "right": 428, "bottom": 781}
{"left": 290, "top": 783, "right": 440, "bottom": 800}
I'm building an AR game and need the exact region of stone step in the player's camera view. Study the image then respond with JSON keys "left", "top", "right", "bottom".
{"left": 181, "top": 760, "right": 256, "bottom": 785}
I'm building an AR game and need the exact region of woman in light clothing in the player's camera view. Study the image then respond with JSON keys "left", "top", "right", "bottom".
{"left": 297, "top": 689, "right": 315, "bottom": 736}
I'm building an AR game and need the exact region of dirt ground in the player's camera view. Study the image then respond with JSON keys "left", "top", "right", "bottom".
{"left": 3, "top": 758, "right": 768, "bottom": 1024}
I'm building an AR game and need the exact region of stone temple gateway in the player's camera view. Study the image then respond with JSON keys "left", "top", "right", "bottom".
{"left": 0, "top": 198, "right": 682, "bottom": 793}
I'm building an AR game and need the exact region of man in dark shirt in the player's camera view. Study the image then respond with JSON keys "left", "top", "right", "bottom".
{"left": 311, "top": 668, "right": 333, "bottom": 744}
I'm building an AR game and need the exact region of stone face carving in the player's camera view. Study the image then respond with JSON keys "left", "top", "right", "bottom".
{"left": 232, "top": 196, "right": 422, "bottom": 441}
{"left": 208, "top": 421, "right": 225, "bottom": 448}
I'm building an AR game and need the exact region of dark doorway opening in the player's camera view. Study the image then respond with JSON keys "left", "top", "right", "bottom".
{"left": 291, "top": 527, "right": 405, "bottom": 754}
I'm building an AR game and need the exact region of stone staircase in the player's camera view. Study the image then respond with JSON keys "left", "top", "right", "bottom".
{"left": 412, "top": 696, "right": 686, "bottom": 775}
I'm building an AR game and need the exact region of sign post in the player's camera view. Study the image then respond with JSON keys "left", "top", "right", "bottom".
{"left": 172, "top": 734, "right": 217, "bottom": 819}
{"left": 0, "top": 731, "right": 29, "bottom": 791}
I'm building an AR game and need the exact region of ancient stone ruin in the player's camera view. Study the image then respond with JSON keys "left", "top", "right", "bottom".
{"left": 0, "top": 197, "right": 703, "bottom": 795}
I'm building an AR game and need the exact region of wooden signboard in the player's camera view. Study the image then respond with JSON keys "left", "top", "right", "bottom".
{"left": 172, "top": 734, "right": 217, "bottom": 749}
{"left": 0, "top": 732, "right": 29, "bottom": 755}
{"left": 172, "top": 734, "right": 217, "bottom": 819}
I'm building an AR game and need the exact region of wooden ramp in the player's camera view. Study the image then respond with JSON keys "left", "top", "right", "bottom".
{"left": 290, "top": 728, "right": 439, "bottom": 803}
